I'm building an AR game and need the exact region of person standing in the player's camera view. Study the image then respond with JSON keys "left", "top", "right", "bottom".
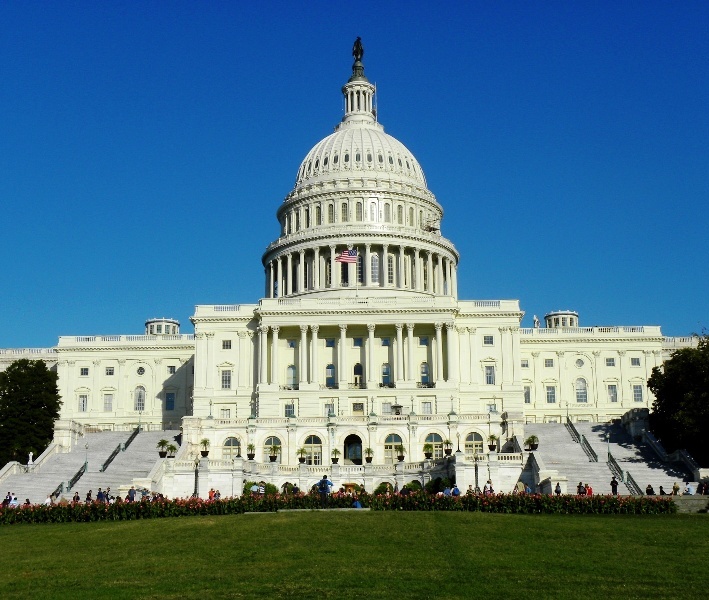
{"left": 555, "top": 482, "right": 562, "bottom": 496}
{"left": 672, "top": 482, "right": 680, "bottom": 496}
{"left": 610, "top": 476, "right": 619, "bottom": 496}
{"left": 318, "top": 474, "right": 333, "bottom": 508}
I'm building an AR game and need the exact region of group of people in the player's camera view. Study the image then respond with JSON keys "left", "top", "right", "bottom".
{"left": 41, "top": 485, "right": 161, "bottom": 506}
{"left": 2, "top": 492, "right": 30, "bottom": 507}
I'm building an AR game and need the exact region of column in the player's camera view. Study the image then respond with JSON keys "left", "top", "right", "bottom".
{"left": 330, "top": 245, "right": 337, "bottom": 288}
{"left": 446, "top": 322, "right": 458, "bottom": 383}
{"left": 310, "top": 325, "right": 320, "bottom": 385}
{"left": 451, "top": 263, "right": 458, "bottom": 298}
{"left": 398, "top": 246, "right": 405, "bottom": 288}
{"left": 436, "top": 255, "right": 443, "bottom": 295}
{"left": 426, "top": 253, "right": 433, "bottom": 293}
{"left": 468, "top": 327, "right": 477, "bottom": 384}
{"left": 299, "top": 325, "right": 308, "bottom": 385}
{"left": 276, "top": 258, "right": 283, "bottom": 298}
{"left": 339, "top": 324, "right": 348, "bottom": 385}
{"left": 286, "top": 253, "right": 293, "bottom": 295}
{"left": 271, "top": 326, "right": 280, "bottom": 387}
{"left": 406, "top": 323, "right": 415, "bottom": 382}
{"left": 268, "top": 262, "right": 274, "bottom": 298}
{"left": 382, "top": 244, "right": 389, "bottom": 288}
{"left": 298, "top": 250, "right": 305, "bottom": 293}
{"left": 510, "top": 327, "right": 521, "bottom": 386}
{"left": 367, "top": 323, "right": 375, "bottom": 386}
{"left": 259, "top": 326, "right": 269, "bottom": 384}
{"left": 414, "top": 249, "right": 421, "bottom": 291}
{"left": 365, "top": 244, "right": 372, "bottom": 286}
{"left": 395, "top": 323, "right": 404, "bottom": 382}
{"left": 435, "top": 323, "right": 444, "bottom": 382}
{"left": 313, "top": 247, "right": 320, "bottom": 290}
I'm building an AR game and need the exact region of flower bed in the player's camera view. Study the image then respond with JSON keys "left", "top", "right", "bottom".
{"left": 0, "top": 492, "right": 675, "bottom": 525}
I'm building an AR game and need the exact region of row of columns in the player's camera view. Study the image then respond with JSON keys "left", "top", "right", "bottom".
{"left": 265, "top": 244, "right": 458, "bottom": 298}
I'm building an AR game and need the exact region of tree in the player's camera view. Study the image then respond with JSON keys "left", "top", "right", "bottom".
{"left": 647, "top": 336, "right": 709, "bottom": 465}
{"left": 0, "top": 359, "right": 62, "bottom": 467}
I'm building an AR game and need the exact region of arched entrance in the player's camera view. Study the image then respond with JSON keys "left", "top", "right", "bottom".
{"left": 344, "top": 434, "right": 362, "bottom": 465}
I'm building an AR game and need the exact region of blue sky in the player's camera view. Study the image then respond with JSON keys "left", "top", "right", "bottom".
{"left": 1, "top": 1, "right": 707, "bottom": 348}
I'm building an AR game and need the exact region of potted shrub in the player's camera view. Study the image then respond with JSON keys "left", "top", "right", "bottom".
{"left": 246, "top": 443, "right": 256, "bottom": 461}
{"left": 525, "top": 435, "right": 539, "bottom": 451}
{"left": 268, "top": 444, "right": 280, "bottom": 462}
{"left": 443, "top": 439, "right": 453, "bottom": 456}
{"left": 395, "top": 444, "right": 406, "bottom": 462}
{"left": 331, "top": 448, "right": 341, "bottom": 464}
{"left": 364, "top": 447, "right": 374, "bottom": 464}
{"left": 166, "top": 443, "right": 178, "bottom": 458}
{"left": 423, "top": 443, "right": 434, "bottom": 459}
{"left": 200, "top": 438, "right": 210, "bottom": 457}
{"left": 157, "top": 439, "right": 169, "bottom": 458}
{"left": 297, "top": 447, "right": 307, "bottom": 464}
{"left": 487, "top": 434, "right": 499, "bottom": 451}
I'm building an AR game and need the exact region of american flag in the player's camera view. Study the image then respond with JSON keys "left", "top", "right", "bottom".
{"left": 335, "top": 248, "right": 358, "bottom": 263}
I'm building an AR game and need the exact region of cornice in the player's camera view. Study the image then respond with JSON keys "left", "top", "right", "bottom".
{"left": 55, "top": 344, "right": 196, "bottom": 353}
{"left": 520, "top": 336, "right": 665, "bottom": 345}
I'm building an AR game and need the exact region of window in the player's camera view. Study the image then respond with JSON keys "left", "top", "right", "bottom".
{"left": 633, "top": 385, "right": 643, "bottom": 402}
{"left": 575, "top": 359, "right": 584, "bottom": 368}
{"left": 327, "top": 204, "right": 334, "bottom": 223}
{"left": 341, "top": 202, "right": 348, "bottom": 222}
{"left": 608, "top": 384, "right": 618, "bottom": 403}
{"left": 285, "top": 403, "right": 296, "bottom": 417}
{"left": 544, "top": 358, "right": 554, "bottom": 368}
{"left": 387, "top": 255, "right": 394, "bottom": 284}
{"left": 422, "top": 401, "right": 432, "bottom": 415}
{"left": 352, "top": 402, "right": 364, "bottom": 415}
{"left": 381, "top": 363, "right": 391, "bottom": 385}
{"left": 420, "top": 362, "right": 430, "bottom": 384}
{"left": 287, "top": 339, "right": 296, "bottom": 348}
{"left": 575, "top": 378, "right": 588, "bottom": 403}
{"left": 134, "top": 386, "right": 145, "bottom": 412}
{"left": 385, "top": 434, "right": 403, "bottom": 463}
{"left": 369, "top": 203, "right": 377, "bottom": 222}
{"left": 80, "top": 367, "right": 89, "bottom": 376}
{"left": 325, "top": 338, "right": 335, "bottom": 348}
{"left": 220, "top": 408, "right": 230, "bottom": 419}
{"left": 356, "top": 202, "right": 363, "bottom": 221}
{"left": 103, "top": 393, "right": 113, "bottom": 412}
{"left": 168, "top": 365, "right": 176, "bottom": 375}
{"left": 485, "top": 365, "right": 496, "bottom": 385}
{"left": 137, "top": 366, "right": 145, "bottom": 376}
{"left": 222, "top": 340, "right": 231, "bottom": 350}
{"left": 264, "top": 436, "right": 282, "bottom": 462}
{"left": 78, "top": 395, "right": 88, "bottom": 412}
{"left": 223, "top": 437, "right": 240, "bottom": 459}
{"left": 397, "top": 205, "right": 403, "bottom": 224}
{"left": 382, "top": 402, "right": 392, "bottom": 415}
{"left": 304, "top": 435, "right": 322, "bottom": 465}
{"left": 545, "top": 386, "right": 557, "bottom": 404}
{"left": 105, "top": 367, "right": 114, "bottom": 376}
{"left": 221, "top": 370, "right": 232, "bottom": 390}
{"left": 524, "top": 386, "right": 531, "bottom": 404}
{"left": 419, "top": 336, "right": 429, "bottom": 346}
{"left": 325, "top": 364, "right": 336, "bottom": 388}
{"left": 324, "top": 403, "right": 334, "bottom": 417}
{"left": 357, "top": 254, "right": 364, "bottom": 284}
{"left": 521, "top": 359, "right": 529, "bottom": 368}
{"left": 316, "top": 205, "right": 322, "bottom": 225}
{"left": 483, "top": 335, "right": 494, "bottom": 346}
{"left": 371, "top": 254, "right": 380, "bottom": 284}
{"left": 381, "top": 337, "right": 390, "bottom": 347}
{"left": 156, "top": 324, "right": 162, "bottom": 333}
{"left": 465, "top": 432, "right": 483, "bottom": 459}
{"left": 286, "top": 365, "right": 297, "bottom": 388}
{"left": 353, "top": 363, "right": 363, "bottom": 386}
{"left": 487, "top": 403, "right": 497, "bottom": 413}
{"left": 353, "top": 337, "right": 363, "bottom": 348}
{"left": 425, "top": 433, "right": 443, "bottom": 459}
{"left": 631, "top": 357, "right": 641, "bottom": 367}
{"left": 606, "top": 358, "right": 615, "bottom": 367}
{"left": 165, "top": 392, "right": 175, "bottom": 411}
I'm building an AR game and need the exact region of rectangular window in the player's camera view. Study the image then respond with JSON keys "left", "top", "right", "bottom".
{"left": 284, "top": 403, "right": 296, "bottom": 417}
{"left": 353, "top": 337, "right": 363, "bottom": 348}
{"left": 221, "top": 370, "right": 232, "bottom": 389}
{"left": 165, "top": 392, "right": 175, "bottom": 411}
{"left": 382, "top": 402, "right": 392, "bottom": 415}
{"left": 222, "top": 340, "right": 231, "bottom": 350}
{"left": 324, "top": 403, "right": 334, "bottom": 417}
{"left": 220, "top": 408, "right": 230, "bottom": 419}
{"left": 544, "top": 358, "right": 554, "bottom": 368}
{"left": 487, "top": 403, "right": 497, "bottom": 413}
{"left": 80, "top": 367, "right": 89, "bottom": 376}
{"left": 103, "top": 394, "right": 113, "bottom": 412}
{"left": 168, "top": 365, "right": 176, "bottom": 375}
{"left": 483, "top": 335, "right": 494, "bottom": 346}
{"left": 287, "top": 339, "right": 296, "bottom": 348}
{"left": 521, "top": 359, "right": 529, "bottom": 368}
{"left": 546, "top": 386, "right": 556, "bottom": 403}
{"left": 78, "top": 395, "right": 88, "bottom": 412}
{"left": 422, "top": 401, "right": 432, "bottom": 414}
{"left": 352, "top": 402, "right": 364, "bottom": 415}
{"left": 485, "top": 365, "right": 496, "bottom": 385}
{"left": 608, "top": 384, "right": 618, "bottom": 403}
{"left": 605, "top": 358, "right": 615, "bottom": 367}
{"left": 325, "top": 338, "right": 335, "bottom": 348}
{"left": 105, "top": 366, "right": 114, "bottom": 376}
{"left": 631, "top": 357, "right": 641, "bottom": 367}
{"left": 633, "top": 385, "right": 643, "bottom": 402}
{"left": 156, "top": 324, "right": 162, "bottom": 333}
{"left": 381, "top": 337, "right": 390, "bottom": 347}
{"left": 524, "top": 386, "right": 531, "bottom": 404}
{"left": 419, "top": 336, "right": 429, "bottom": 346}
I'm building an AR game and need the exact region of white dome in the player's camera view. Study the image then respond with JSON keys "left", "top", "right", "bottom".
{"left": 295, "top": 125, "right": 427, "bottom": 189}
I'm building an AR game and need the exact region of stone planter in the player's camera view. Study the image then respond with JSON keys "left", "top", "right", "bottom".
{"left": 247, "top": 453, "right": 255, "bottom": 461}
{"left": 397, "top": 455, "right": 405, "bottom": 462}
{"left": 424, "top": 452, "right": 433, "bottom": 459}
{"left": 200, "top": 450, "right": 209, "bottom": 458}
{"left": 365, "top": 456, "right": 373, "bottom": 463}
{"left": 269, "top": 455, "right": 278, "bottom": 462}
{"left": 488, "top": 444, "right": 496, "bottom": 451}
{"left": 298, "top": 457, "right": 306, "bottom": 464}
{"left": 158, "top": 451, "right": 168, "bottom": 458}
{"left": 444, "top": 448, "right": 452, "bottom": 456}
{"left": 529, "top": 443, "right": 539, "bottom": 451}
{"left": 331, "top": 457, "right": 339, "bottom": 464}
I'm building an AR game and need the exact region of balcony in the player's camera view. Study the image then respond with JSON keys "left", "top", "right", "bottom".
{"left": 379, "top": 382, "right": 396, "bottom": 389}
{"left": 417, "top": 382, "right": 436, "bottom": 389}
{"left": 279, "top": 384, "right": 299, "bottom": 391}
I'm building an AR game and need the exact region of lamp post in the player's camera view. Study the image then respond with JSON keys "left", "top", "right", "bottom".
{"left": 606, "top": 432, "right": 611, "bottom": 461}
{"left": 456, "top": 432, "right": 461, "bottom": 453}
{"left": 208, "top": 400, "right": 213, "bottom": 419}
{"left": 138, "top": 409, "right": 143, "bottom": 432}
{"left": 84, "top": 442, "right": 89, "bottom": 471}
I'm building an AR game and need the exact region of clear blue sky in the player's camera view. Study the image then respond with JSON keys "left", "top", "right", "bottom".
{"left": 1, "top": 1, "right": 707, "bottom": 348}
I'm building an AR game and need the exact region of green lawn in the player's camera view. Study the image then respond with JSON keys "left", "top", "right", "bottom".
{"left": 0, "top": 512, "right": 706, "bottom": 599}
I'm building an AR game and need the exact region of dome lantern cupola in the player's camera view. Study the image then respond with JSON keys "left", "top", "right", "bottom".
{"left": 339, "top": 37, "right": 376, "bottom": 127}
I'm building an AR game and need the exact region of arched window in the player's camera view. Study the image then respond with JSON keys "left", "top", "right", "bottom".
{"left": 465, "top": 433, "right": 483, "bottom": 460}
{"left": 325, "top": 364, "right": 336, "bottom": 389}
{"left": 327, "top": 204, "right": 334, "bottom": 224}
{"left": 384, "top": 203, "right": 391, "bottom": 222}
{"left": 370, "top": 203, "right": 377, "bottom": 222}
{"left": 355, "top": 202, "right": 362, "bottom": 221}
{"left": 397, "top": 205, "right": 403, "bottom": 224}
{"left": 134, "top": 386, "right": 145, "bottom": 412}
{"left": 295, "top": 211, "right": 300, "bottom": 232}
{"left": 371, "top": 254, "right": 380, "bottom": 284}
{"left": 264, "top": 436, "right": 282, "bottom": 463}
{"left": 304, "top": 435, "right": 322, "bottom": 465}
{"left": 341, "top": 202, "right": 348, "bottom": 222}
{"left": 419, "top": 210, "right": 423, "bottom": 227}
{"left": 381, "top": 363, "right": 391, "bottom": 386}
{"left": 384, "top": 433, "right": 402, "bottom": 464}
{"left": 286, "top": 365, "right": 297, "bottom": 388}
{"left": 420, "top": 362, "right": 430, "bottom": 385}
{"left": 315, "top": 205, "right": 322, "bottom": 225}
{"left": 223, "top": 437, "right": 241, "bottom": 459}
{"left": 387, "top": 255, "right": 394, "bottom": 284}
{"left": 353, "top": 363, "right": 363, "bottom": 387}
{"left": 425, "top": 433, "right": 444, "bottom": 459}
{"left": 576, "top": 378, "right": 588, "bottom": 403}
{"left": 408, "top": 207, "right": 414, "bottom": 226}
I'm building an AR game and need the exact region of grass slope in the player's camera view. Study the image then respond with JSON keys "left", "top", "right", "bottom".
{"left": 0, "top": 512, "right": 706, "bottom": 599}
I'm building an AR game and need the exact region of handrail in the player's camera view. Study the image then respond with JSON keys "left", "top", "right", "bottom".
{"left": 625, "top": 470, "right": 642, "bottom": 495}
{"left": 607, "top": 452, "right": 624, "bottom": 481}
{"left": 52, "top": 482, "right": 64, "bottom": 498}
{"left": 67, "top": 462, "right": 87, "bottom": 491}
{"left": 565, "top": 417, "right": 580, "bottom": 443}
{"left": 579, "top": 435, "right": 598, "bottom": 462}
{"left": 642, "top": 430, "right": 668, "bottom": 462}
{"left": 100, "top": 444, "right": 122, "bottom": 472}
{"left": 123, "top": 428, "right": 140, "bottom": 450}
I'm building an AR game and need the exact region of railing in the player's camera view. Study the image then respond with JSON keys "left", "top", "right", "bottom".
{"left": 61, "top": 334, "right": 194, "bottom": 344}
{"left": 417, "top": 382, "right": 436, "bottom": 388}
{"left": 642, "top": 430, "right": 668, "bottom": 462}
{"left": 497, "top": 452, "right": 524, "bottom": 464}
{"left": 565, "top": 417, "right": 580, "bottom": 443}
{"left": 520, "top": 326, "right": 658, "bottom": 337}
{"left": 625, "top": 471, "right": 642, "bottom": 495}
{"left": 607, "top": 452, "right": 624, "bottom": 480}
{"left": 0, "top": 348, "right": 57, "bottom": 355}
{"left": 123, "top": 428, "right": 140, "bottom": 450}
{"left": 279, "top": 384, "right": 299, "bottom": 391}
{"left": 379, "top": 382, "right": 396, "bottom": 388}
{"left": 579, "top": 435, "right": 598, "bottom": 462}
{"left": 67, "top": 462, "right": 87, "bottom": 491}
{"left": 347, "top": 382, "right": 365, "bottom": 389}
{"left": 319, "top": 384, "right": 339, "bottom": 390}
{"left": 100, "top": 444, "right": 122, "bottom": 472}
{"left": 52, "top": 482, "right": 64, "bottom": 498}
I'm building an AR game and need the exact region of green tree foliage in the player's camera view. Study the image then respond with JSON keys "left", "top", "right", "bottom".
{"left": 0, "top": 360, "right": 62, "bottom": 466}
{"left": 647, "top": 336, "right": 709, "bottom": 464}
